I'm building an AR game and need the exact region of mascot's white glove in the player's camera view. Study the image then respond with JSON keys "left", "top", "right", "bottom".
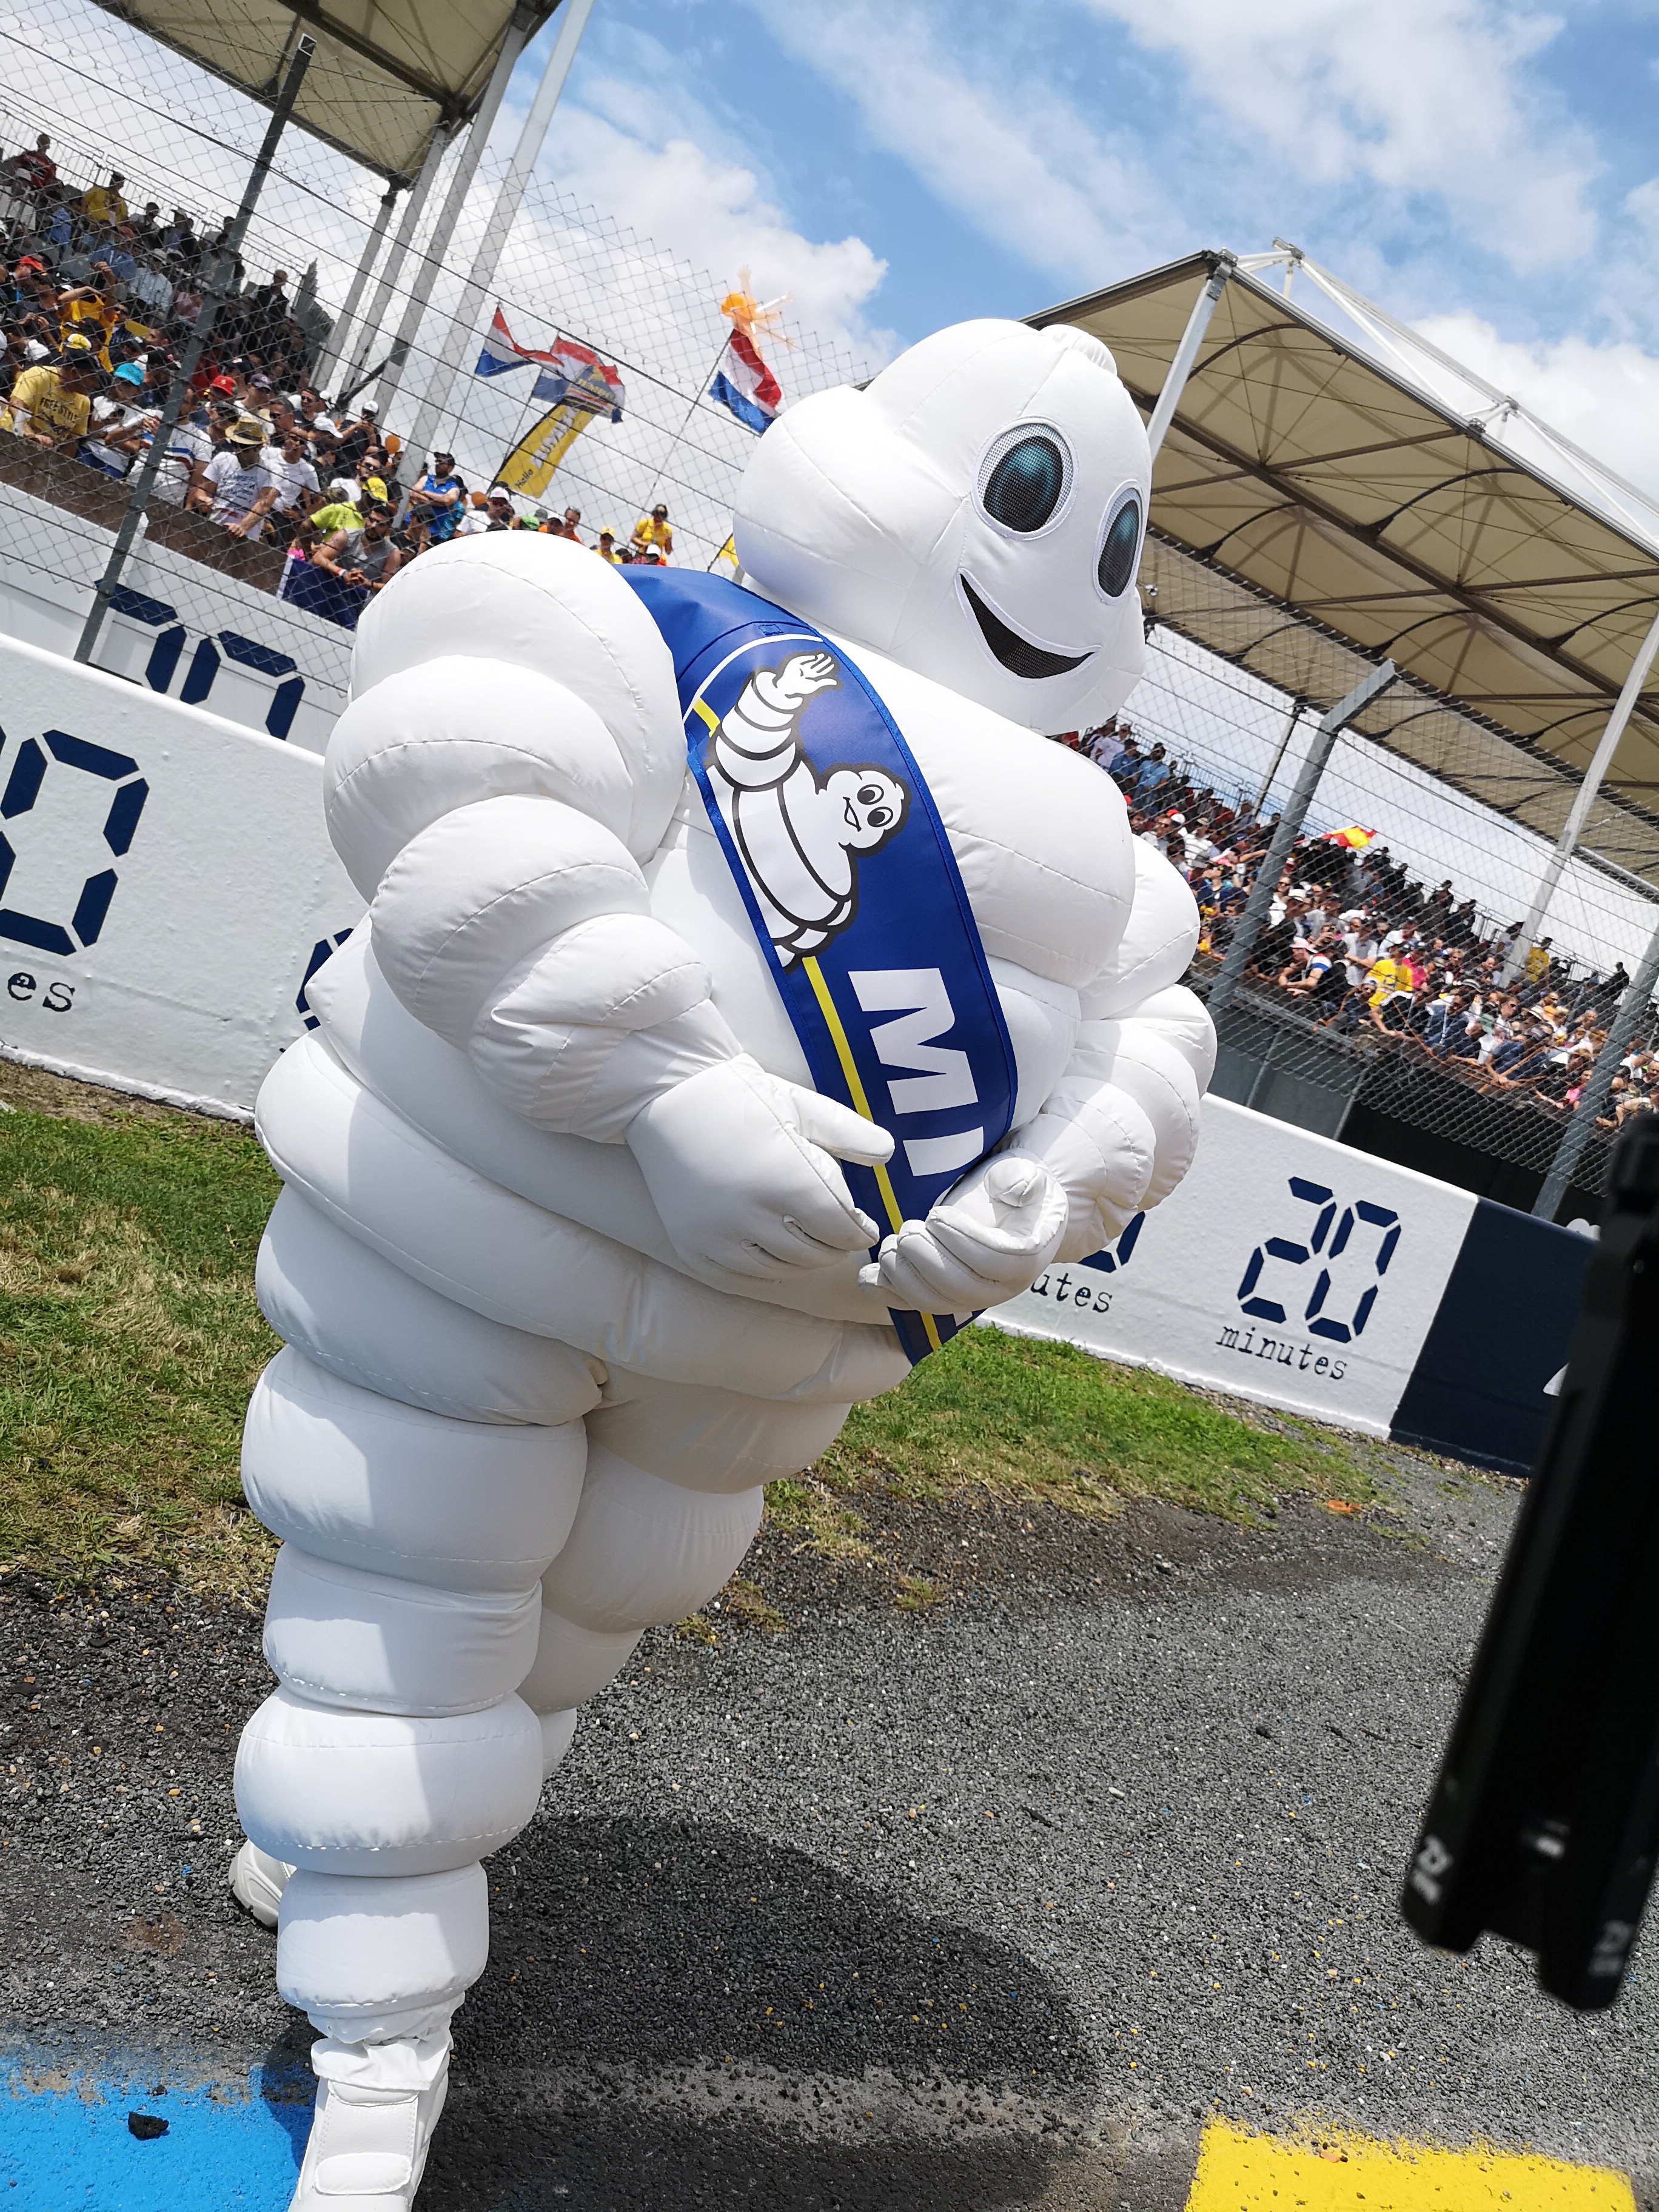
{"left": 1008, "top": 1096, "right": 1156, "bottom": 1265}
{"left": 628, "top": 1056, "right": 894, "bottom": 1279}
{"left": 858, "top": 1155, "right": 1068, "bottom": 1314}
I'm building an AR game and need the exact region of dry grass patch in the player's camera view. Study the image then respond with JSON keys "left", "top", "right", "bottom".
{"left": 0, "top": 1087, "right": 279, "bottom": 1596}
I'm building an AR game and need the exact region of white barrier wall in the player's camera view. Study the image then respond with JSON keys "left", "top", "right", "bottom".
{"left": 0, "top": 634, "right": 361, "bottom": 1116}
{"left": 995, "top": 1096, "right": 1480, "bottom": 1438}
{"left": 0, "top": 474, "right": 352, "bottom": 754}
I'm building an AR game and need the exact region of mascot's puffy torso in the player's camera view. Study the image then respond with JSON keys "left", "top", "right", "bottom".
{"left": 230, "top": 317, "right": 1215, "bottom": 2212}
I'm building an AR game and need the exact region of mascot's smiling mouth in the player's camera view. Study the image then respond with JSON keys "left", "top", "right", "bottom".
{"left": 960, "top": 575, "right": 1092, "bottom": 680}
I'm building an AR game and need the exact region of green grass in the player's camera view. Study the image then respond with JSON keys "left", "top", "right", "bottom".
{"left": 0, "top": 1085, "right": 280, "bottom": 1594}
{"left": 0, "top": 1075, "right": 1389, "bottom": 1597}
{"left": 767, "top": 1323, "right": 1384, "bottom": 1560}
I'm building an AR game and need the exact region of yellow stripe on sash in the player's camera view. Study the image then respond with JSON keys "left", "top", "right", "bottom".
{"left": 802, "top": 954, "right": 943, "bottom": 1356}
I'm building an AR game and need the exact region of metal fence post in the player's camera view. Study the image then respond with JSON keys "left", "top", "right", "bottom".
{"left": 312, "top": 179, "right": 398, "bottom": 394}
{"left": 403, "top": 0, "right": 595, "bottom": 466}
{"left": 73, "top": 33, "right": 315, "bottom": 666}
{"left": 1504, "top": 600, "right": 1659, "bottom": 982}
{"left": 1533, "top": 909, "right": 1659, "bottom": 1221}
{"left": 375, "top": 3, "right": 535, "bottom": 418}
{"left": 1205, "top": 660, "right": 1398, "bottom": 1027}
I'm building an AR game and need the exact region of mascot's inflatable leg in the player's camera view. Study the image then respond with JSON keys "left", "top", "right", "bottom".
{"left": 231, "top": 1216, "right": 848, "bottom": 2206}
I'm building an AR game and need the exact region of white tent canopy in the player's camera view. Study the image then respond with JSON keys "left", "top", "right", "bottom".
{"left": 86, "top": 0, "right": 563, "bottom": 179}
{"left": 1037, "top": 252, "right": 1659, "bottom": 888}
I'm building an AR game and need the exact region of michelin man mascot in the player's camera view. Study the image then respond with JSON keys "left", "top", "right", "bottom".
{"left": 229, "top": 318, "right": 1213, "bottom": 2205}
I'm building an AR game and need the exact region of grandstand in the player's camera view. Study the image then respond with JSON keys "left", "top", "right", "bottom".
{"left": 1042, "top": 250, "right": 1659, "bottom": 1221}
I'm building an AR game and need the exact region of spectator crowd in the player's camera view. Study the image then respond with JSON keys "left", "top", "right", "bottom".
{"left": 0, "top": 131, "right": 688, "bottom": 625}
{"left": 1067, "top": 718, "right": 1654, "bottom": 1136}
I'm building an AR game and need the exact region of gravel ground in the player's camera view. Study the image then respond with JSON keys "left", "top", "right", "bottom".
{"left": 4, "top": 1456, "right": 1657, "bottom": 2211}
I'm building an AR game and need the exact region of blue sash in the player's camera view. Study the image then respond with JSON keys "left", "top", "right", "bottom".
{"left": 623, "top": 569, "right": 1017, "bottom": 1362}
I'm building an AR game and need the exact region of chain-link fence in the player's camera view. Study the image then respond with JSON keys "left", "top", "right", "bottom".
{"left": 0, "top": 0, "right": 870, "bottom": 744}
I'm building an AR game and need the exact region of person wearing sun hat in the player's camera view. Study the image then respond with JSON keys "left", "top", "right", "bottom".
{"left": 196, "top": 415, "right": 278, "bottom": 540}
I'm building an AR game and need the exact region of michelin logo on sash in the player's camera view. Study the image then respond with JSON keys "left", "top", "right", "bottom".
{"left": 629, "top": 568, "right": 1019, "bottom": 1361}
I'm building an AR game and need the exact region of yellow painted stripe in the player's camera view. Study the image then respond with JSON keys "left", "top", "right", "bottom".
{"left": 691, "top": 695, "right": 719, "bottom": 733}
{"left": 1185, "top": 2122, "right": 1635, "bottom": 2210}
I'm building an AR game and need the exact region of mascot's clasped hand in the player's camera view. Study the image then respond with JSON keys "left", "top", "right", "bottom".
{"left": 227, "top": 318, "right": 1215, "bottom": 2208}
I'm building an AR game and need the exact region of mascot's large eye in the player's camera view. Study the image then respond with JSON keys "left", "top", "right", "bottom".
{"left": 978, "top": 423, "right": 1073, "bottom": 535}
{"left": 868, "top": 806, "right": 893, "bottom": 828}
{"left": 857, "top": 784, "right": 882, "bottom": 805}
{"left": 1097, "top": 491, "right": 1142, "bottom": 598}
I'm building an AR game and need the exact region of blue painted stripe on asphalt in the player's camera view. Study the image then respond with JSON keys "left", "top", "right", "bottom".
{"left": 1, "top": 2065, "right": 308, "bottom": 2209}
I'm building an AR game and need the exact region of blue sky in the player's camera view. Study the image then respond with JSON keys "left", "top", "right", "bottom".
{"left": 520, "top": 0, "right": 1659, "bottom": 487}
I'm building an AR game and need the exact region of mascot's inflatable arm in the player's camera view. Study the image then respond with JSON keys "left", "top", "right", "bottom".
{"left": 322, "top": 543, "right": 1061, "bottom": 1304}
{"left": 1002, "top": 839, "right": 1213, "bottom": 1265}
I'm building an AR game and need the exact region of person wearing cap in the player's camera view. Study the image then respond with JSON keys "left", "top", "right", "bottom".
{"left": 454, "top": 490, "right": 494, "bottom": 538}
{"left": 78, "top": 358, "right": 150, "bottom": 477}
{"left": 311, "top": 501, "right": 401, "bottom": 595}
{"left": 631, "top": 501, "right": 672, "bottom": 559}
{"left": 195, "top": 417, "right": 277, "bottom": 540}
{"left": 1, "top": 340, "right": 104, "bottom": 448}
{"left": 404, "top": 448, "right": 464, "bottom": 551}
{"left": 7, "top": 256, "right": 53, "bottom": 312}
{"left": 594, "top": 526, "right": 620, "bottom": 562}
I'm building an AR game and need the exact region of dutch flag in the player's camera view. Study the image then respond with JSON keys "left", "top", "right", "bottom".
{"left": 475, "top": 307, "right": 626, "bottom": 421}
{"left": 709, "top": 330, "right": 782, "bottom": 434}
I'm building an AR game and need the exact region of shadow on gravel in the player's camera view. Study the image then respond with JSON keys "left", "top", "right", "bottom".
{"left": 433, "top": 2103, "right": 1092, "bottom": 2212}
{"left": 430, "top": 1810, "right": 1096, "bottom": 2209}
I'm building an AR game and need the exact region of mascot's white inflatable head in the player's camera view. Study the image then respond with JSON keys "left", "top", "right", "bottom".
{"left": 734, "top": 318, "right": 1149, "bottom": 732}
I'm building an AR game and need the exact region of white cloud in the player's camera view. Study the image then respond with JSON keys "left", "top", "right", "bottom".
{"left": 546, "top": 100, "right": 890, "bottom": 362}
{"left": 745, "top": 0, "right": 1179, "bottom": 290}
{"left": 1407, "top": 311, "right": 1659, "bottom": 517}
{"left": 530, "top": 24, "right": 890, "bottom": 363}
{"left": 1078, "top": 0, "right": 1598, "bottom": 274}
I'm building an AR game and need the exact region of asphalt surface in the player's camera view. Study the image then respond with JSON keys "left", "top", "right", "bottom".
{"left": 5, "top": 1455, "right": 1657, "bottom": 2210}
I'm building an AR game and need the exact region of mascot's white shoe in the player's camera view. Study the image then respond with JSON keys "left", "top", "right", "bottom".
{"left": 230, "top": 1838, "right": 294, "bottom": 1929}
{"left": 290, "top": 2036, "right": 450, "bottom": 2210}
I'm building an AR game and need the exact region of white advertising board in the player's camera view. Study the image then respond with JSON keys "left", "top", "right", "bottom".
{"left": 994, "top": 1096, "right": 1480, "bottom": 1436}
{"left": 0, "top": 475, "right": 351, "bottom": 756}
{"left": 0, "top": 634, "right": 361, "bottom": 1116}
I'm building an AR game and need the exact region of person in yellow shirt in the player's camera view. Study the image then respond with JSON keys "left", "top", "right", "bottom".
{"left": 81, "top": 173, "right": 129, "bottom": 229}
{"left": 594, "top": 528, "right": 620, "bottom": 562}
{"left": 631, "top": 502, "right": 672, "bottom": 559}
{"left": 1524, "top": 936, "right": 1553, "bottom": 984}
{"left": 1, "top": 346, "right": 104, "bottom": 449}
{"left": 1365, "top": 954, "right": 1402, "bottom": 1007}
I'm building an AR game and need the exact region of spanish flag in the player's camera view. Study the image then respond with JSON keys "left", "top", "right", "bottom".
{"left": 1326, "top": 825, "right": 1376, "bottom": 850}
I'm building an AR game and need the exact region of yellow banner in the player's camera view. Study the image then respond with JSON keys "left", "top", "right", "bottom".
{"left": 494, "top": 403, "right": 591, "bottom": 501}
{"left": 494, "top": 363, "right": 617, "bottom": 501}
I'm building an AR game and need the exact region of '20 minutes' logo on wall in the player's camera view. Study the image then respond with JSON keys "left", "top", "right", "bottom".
{"left": 1235, "top": 1175, "right": 1402, "bottom": 1346}
{"left": 0, "top": 725, "right": 149, "bottom": 962}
